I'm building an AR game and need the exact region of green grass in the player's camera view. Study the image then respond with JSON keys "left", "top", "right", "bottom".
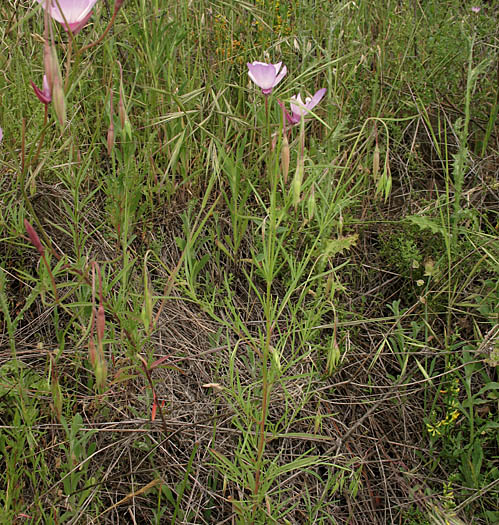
{"left": 0, "top": 0, "right": 498, "bottom": 523}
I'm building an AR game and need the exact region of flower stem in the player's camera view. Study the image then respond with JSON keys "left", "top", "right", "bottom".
{"left": 19, "top": 118, "right": 61, "bottom": 262}
{"left": 79, "top": 7, "right": 120, "bottom": 54}
{"left": 64, "top": 38, "right": 73, "bottom": 91}
{"left": 41, "top": 252, "right": 59, "bottom": 303}
{"left": 253, "top": 92, "right": 278, "bottom": 513}
{"left": 31, "top": 105, "right": 49, "bottom": 169}
{"left": 265, "top": 94, "right": 271, "bottom": 152}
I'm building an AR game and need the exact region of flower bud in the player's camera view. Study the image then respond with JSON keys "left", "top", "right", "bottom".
{"left": 107, "top": 126, "right": 114, "bottom": 156}
{"left": 291, "top": 155, "right": 304, "bottom": 208}
{"left": 373, "top": 144, "right": 380, "bottom": 180}
{"left": 50, "top": 45, "right": 63, "bottom": 92}
{"left": 307, "top": 184, "right": 316, "bottom": 222}
{"left": 43, "top": 39, "right": 54, "bottom": 94}
{"left": 151, "top": 394, "right": 158, "bottom": 421}
{"left": 107, "top": 89, "right": 115, "bottom": 155}
{"left": 51, "top": 377, "right": 63, "bottom": 421}
{"left": 31, "top": 75, "right": 52, "bottom": 105}
{"left": 118, "top": 89, "right": 126, "bottom": 130}
{"left": 292, "top": 119, "right": 306, "bottom": 208}
{"left": 280, "top": 133, "right": 290, "bottom": 184}
{"left": 52, "top": 82, "right": 66, "bottom": 126}
{"left": 97, "top": 303, "right": 106, "bottom": 346}
{"left": 88, "top": 335, "right": 97, "bottom": 366}
{"left": 117, "top": 60, "right": 131, "bottom": 137}
{"left": 24, "top": 219, "right": 45, "bottom": 255}
{"left": 50, "top": 47, "right": 65, "bottom": 125}
{"left": 114, "top": 0, "right": 125, "bottom": 14}
{"left": 94, "top": 358, "right": 108, "bottom": 391}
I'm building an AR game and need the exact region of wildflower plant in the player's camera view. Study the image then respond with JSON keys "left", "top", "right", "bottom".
{"left": 426, "top": 380, "right": 461, "bottom": 439}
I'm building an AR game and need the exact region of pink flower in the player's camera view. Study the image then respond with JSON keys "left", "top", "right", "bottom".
{"left": 31, "top": 75, "right": 52, "bottom": 105}
{"left": 0, "top": 127, "right": 3, "bottom": 142}
{"left": 279, "top": 88, "right": 327, "bottom": 126}
{"left": 471, "top": 6, "right": 481, "bottom": 13}
{"left": 247, "top": 61, "right": 287, "bottom": 95}
{"left": 36, "top": 0, "right": 99, "bottom": 34}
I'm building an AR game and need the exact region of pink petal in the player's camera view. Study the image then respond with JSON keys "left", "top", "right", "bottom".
{"left": 273, "top": 64, "right": 287, "bottom": 88}
{"left": 273, "top": 62, "right": 282, "bottom": 75}
{"left": 251, "top": 61, "right": 271, "bottom": 68}
{"left": 305, "top": 88, "right": 327, "bottom": 111}
{"left": 63, "top": 11, "right": 94, "bottom": 34}
{"left": 247, "top": 62, "right": 277, "bottom": 90}
{"left": 42, "top": 74, "right": 50, "bottom": 96}
{"left": 31, "top": 80, "right": 52, "bottom": 104}
{"left": 151, "top": 395, "right": 157, "bottom": 421}
{"left": 288, "top": 88, "right": 326, "bottom": 125}
{"left": 290, "top": 94, "right": 306, "bottom": 118}
{"left": 35, "top": 0, "right": 98, "bottom": 25}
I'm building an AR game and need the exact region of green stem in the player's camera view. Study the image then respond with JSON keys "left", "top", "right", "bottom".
{"left": 19, "top": 119, "right": 61, "bottom": 261}
{"left": 452, "top": 34, "right": 474, "bottom": 247}
{"left": 78, "top": 7, "right": 120, "bottom": 55}
{"left": 253, "top": 92, "right": 278, "bottom": 512}
{"left": 31, "top": 105, "right": 49, "bottom": 170}
{"left": 64, "top": 37, "right": 73, "bottom": 91}
{"left": 41, "top": 253, "right": 59, "bottom": 303}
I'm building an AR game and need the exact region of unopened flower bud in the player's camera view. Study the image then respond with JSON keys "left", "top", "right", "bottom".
{"left": 107, "top": 90, "right": 115, "bottom": 156}
{"left": 280, "top": 133, "right": 290, "bottom": 184}
{"left": 291, "top": 156, "right": 304, "bottom": 208}
{"left": 43, "top": 40, "right": 54, "bottom": 94}
{"left": 114, "top": 0, "right": 125, "bottom": 14}
{"left": 88, "top": 335, "right": 97, "bottom": 366}
{"left": 373, "top": 144, "right": 380, "bottom": 180}
{"left": 52, "top": 82, "right": 66, "bottom": 126}
{"left": 117, "top": 60, "right": 131, "bottom": 138}
{"left": 151, "top": 394, "right": 158, "bottom": 421}
{"left": 50, "top": 47, "right": 65, "bottom": 125}
{"left": 50, "top": 46, "right": 63, "bottom": 92}
{"left": 31, "top": 75, "right": 52, "bottom": 105}
{"left": 118, "top": 89, "right": 126, "bottom": 130}
{"left": 24, "top": 219, "right": 45, "bottom": 255}
{"left": 292, "top": 120, "right": 306, "bottom": 208}
{"left": 270, "top": 133, "right": 277, "bottom": 151}
{"left": 307, "top": 184, "right": 316, "bottom": 222}
{"left": 94, "top": 358, "right": 108, "bottom": 391}
{"left": 107, "top": 120, "right": 115, "bottom": 156}
{"left": 97, "top": 304, "right": 106, "bottom": 345}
